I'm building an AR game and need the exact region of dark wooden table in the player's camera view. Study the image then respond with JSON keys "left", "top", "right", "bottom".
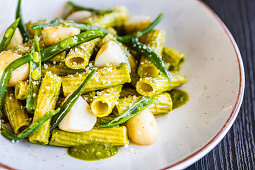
{"left": 187, "top": 0, "right": 255, "bottom": 169}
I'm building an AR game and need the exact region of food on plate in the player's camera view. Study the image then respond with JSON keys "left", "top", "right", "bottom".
{"left": 0, "top": 0, "right": 188, "bottom": 161}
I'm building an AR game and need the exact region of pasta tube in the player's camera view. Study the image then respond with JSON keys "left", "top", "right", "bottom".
{"left": 29, "top": 72, "right": 62, "bottom": 145}
{"left": 14, "top": 80, "right": 28, "bottom": 100}
{"left": 82, "top": 91, "right": 96, "bottom": 104}
{"left": 42, "top": 62, "right": 84, "bottom": 76}
{"left": 5, "top": 90, "right": 30, "bottom": 134}
{"left": 137, "top": 30, "right": 166, "bottom": 77}
{"left": 83, "top": 6, "right": 129, "bottom": 28}
{"left": 162, "top": 46, "right": 186, "bottom": 71}
{"left": 136, "top": 72, "right": 187, "bottom": 96}
{"left": 115, "top": 95, "right": 141, "bottom": 116}
{"left": 116, "top": 92, "right": 172, "bottom": 115}
{"left": 90, "top": 85, "right": 122, "bottom": 117}
{"left": 119, "top": 87, "right": 139, "bottom": 98}
{"left": 49, "top": 51, "right": 66, "bottom": 63}
{"left": 62, "top": 63, "right": 131, "bottom": 96}
{"left": 149, "top": 93, "right": 172, "bottom": 115}
{"left": 49, "top": 126, "right": 128, "bottom": 147}
{"left": 65, "top": 38, "right": 99, "bottom": 69}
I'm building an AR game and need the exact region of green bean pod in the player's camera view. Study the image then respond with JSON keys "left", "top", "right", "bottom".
{"left": 0, "top": 17, "right": 21, "bottom": 53}
{"left": 124, "top": 38, "right": 171, "bottom": 83}
{"left": 64, "top": 22, "right": 109, "bottom": 35}
{"left": 30, "top": 18, "right": 63, "bottom": 30}
{"left": 50, "top": 68, "right": 97, "bottom": 131}
{"left": 117, "top": 13, "right": 164, "bottom": 42}
{"left": 64, "top": 1, "right": 114, "bottom": 18}
{"left": 1, "top": 124, "right": 16, "bottom": 140}
{"left": 26, "top": 31, "right": 42, "bottom": 110}
{"left": 16, "top": 0, "right": 31, "bottom": 43}
{"left": 41, "top": 30, "right": 104, "bottom": 62}
{"left": 100, "top": 96, "right": 156, "bottom": 128}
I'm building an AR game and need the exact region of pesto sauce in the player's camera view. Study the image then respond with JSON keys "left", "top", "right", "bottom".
{"left": 67, "top": 143, "right": 119, "bottom": 161}
{"left": 169, "top": 89, "right": 189, "bottom": 109}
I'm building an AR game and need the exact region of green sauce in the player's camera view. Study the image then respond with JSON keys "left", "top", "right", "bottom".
{"left": 67, "top": 143, "right": 119, "bottom": 161}
{"left": 169, "top": 89, "right": 189, "bottom": 109}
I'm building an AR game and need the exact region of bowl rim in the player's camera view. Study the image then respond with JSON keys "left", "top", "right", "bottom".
{"left": 0, "top": 0, "right": 245, "bottom": 170}
{"left": 164, "top": 0, "right": 245, "bottom": 169}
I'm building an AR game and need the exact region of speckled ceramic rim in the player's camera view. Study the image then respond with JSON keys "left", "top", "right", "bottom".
{"left": 164, "top": 0, "right": 245, "bottom": 169}
{"left": 0, "top": 1, "right": 245, "bottom": 170}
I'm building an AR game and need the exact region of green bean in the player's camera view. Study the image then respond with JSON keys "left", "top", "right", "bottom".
{"left": 1, "top": 108, "right": 60, "bottom": 141}
{"left": 0, "top": 54, "right": 32, "bottom": 118}
{"left": 30, "top": 18, "right": 63, "bottom": 30}
{"left": 1, "top": 124, "right": 16, "bottom": 140}
{"left": 50, "top": 68, "right": 97, "bottom": 131}
{"left": 16, "top": 0, "right": 31, "bottom": 43}
{"left": 0, "top": 17, "right": 21, "bottom": 53}
{"left": 124, "top": 38, "right": 171, "bottom": 83}
{"left": 117, "top": 13, "right": 164, "bottom": 42}
{"left": 64, "top": 22, "right": 109, "bottom": 35}
{"left": 100, "top": 96, "right": 155, "bottom": 128}
{"left": 64, "top": 1, "right": 114, "bottom": 18}
{"left": 41, "top": 30, "right": 104, "bottom": 62}
{"left": 26, "top": 31, "right": 42, "bottom": 110}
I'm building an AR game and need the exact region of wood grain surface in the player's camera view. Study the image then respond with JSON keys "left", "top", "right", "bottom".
{"left": 187, "top": 0, "right": 255, "bottom": 169}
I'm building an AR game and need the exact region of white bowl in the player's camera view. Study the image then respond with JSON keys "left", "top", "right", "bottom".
{"left": 0, "top": 0, "right": 244, "bottom": 169}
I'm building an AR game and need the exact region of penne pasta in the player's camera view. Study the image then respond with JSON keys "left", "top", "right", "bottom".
{"left": 62, "top": 63, "right": 131, "bottom": 96}
{"left": 29, "top": 72, "right": 62, "bottom": 145}
{"left": 5, "top": 89, "right": 31, "bottom": 134}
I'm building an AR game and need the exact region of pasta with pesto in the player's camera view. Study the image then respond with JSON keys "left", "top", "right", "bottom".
{"left": 0, "top": 0, "right": 188, "bottom": 161}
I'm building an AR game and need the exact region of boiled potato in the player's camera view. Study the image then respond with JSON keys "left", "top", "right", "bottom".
{"left": 58, "top": 96, "right": 97, "bottom": 132}
{"left": 0, "top": 51, "right": 29, "bottom": 87}
{"left": 42, "top": 26, "right": 80, "bottom": 46}
{"left": 95, "top": 41, "right": 131, "bottom": 72}
{"left": 66, "top": 11, "right": 92, "bottom": 22}
{"left": 124, "top": 16, "right": 151, "bottom": 34}
{"left": 126, "top": 108, "right": 158, "bottom": 145}
{"left": 7, "top": 29, "right": 23, "bottom": 50}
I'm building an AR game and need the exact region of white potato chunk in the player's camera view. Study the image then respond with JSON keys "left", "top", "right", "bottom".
{"left": 124, "top": 16, "right": 151, "bottom": 34}
{"left": 7, "top": 29, "right": 23, "bottom": 49}
{"left": 0, "top": 51, "right": 29, "bottom": 87}
{"left": 125, "top": 16, "right": 151, "bottom": 25}
{"left": 66, "top": 11, "right": 92, "bottom": 22}
{"left": 95, "top": 41, "right": 131, "bottom": 72}
{"left": 42, "top": 26, "right": 80, "bottom": 46}
{"left": 126, "top": 108, "right": 158, "bottom": 145}
{"left": 59, "top": 96, "right": 97, "bottom": 132}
